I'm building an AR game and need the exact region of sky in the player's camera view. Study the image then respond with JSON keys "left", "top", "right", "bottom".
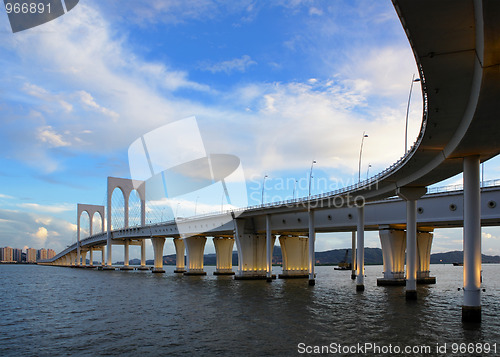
{"left": 0, "top": 0, "right": 499, "bottom": 260}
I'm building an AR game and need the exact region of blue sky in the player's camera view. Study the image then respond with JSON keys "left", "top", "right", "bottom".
{"left": 0, "top": 0, "right": 499, "bottom": 260}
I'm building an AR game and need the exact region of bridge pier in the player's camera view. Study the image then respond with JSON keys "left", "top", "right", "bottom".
{"left": 213, "top": 237, "right": 235, "bottom": 275}
{"left": 80, "top": 249, "right": 87, "bottom": 267}
{"left": 417, "top": 232, "right": 435, "bottom": 284}
{"left": 173, "top": 238, "right": 186, "bottom": 273}
{"left": 397, "top": 187, "right": 427, "bottom": 300}
{"left": 138, "top": 240, "right": 149, "bottom": 270}
{"left": 377, "top": 229, "right": 406, "bottom": 286}
{"left": 308, "top": 210, "right": 316, "bottom": 286}
{"left": 89, "top": 247, "right": 94, "bottom": 267}
{"left": 266, "top": 215, "right": 273, "bottom": 282}
{"left": 184, "top": 236, "right": 207, "bottom": 276}
{"left": 351, "top": 231, "right": 356, "bottom": 280}
{"left": 234, "top": 219, "right": 272, "bottom": 280}
{"left": 121, "top": 240, "right": 133, "bottom": 270}
{"left": 279, "top": 235, "right": 309, "bottom": 279}
{"left": 356, "top": 206, "right": 365, "bottom": 291}
{"left": 151, "top": 237, "right": 166, "bottom": 273}
{"left": 69, "top": 251, "right": 76, "bottom": 267}
{"left": 100, "top": 247, "right": 105, "bottom": 266}
{"left": 462, "top": 156, "right": 481, "bottom": 323}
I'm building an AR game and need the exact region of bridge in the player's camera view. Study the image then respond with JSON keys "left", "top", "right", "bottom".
{"left": 40, "top": 0, "right": 500, "bottom": 323}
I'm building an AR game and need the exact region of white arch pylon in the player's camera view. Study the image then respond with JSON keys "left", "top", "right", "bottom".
{"left": 106, "top": 176, "right": 146, "bottom": 267}
{"left": 77, "top": 203, "right": 105, "bottom": 266}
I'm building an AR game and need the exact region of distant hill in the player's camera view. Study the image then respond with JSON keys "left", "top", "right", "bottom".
{"left": 136, "top": 248, "right": 500, "bottom": 266}
{"left": 430, "top": 250, "right": 500, "bottom": 264}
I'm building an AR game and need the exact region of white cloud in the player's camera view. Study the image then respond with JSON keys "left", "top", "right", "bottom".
{"left": 37, "top": 126, "right": 71, "bottom": 148}
{"left": 18, "top": 202, "right": 74, "bottom": 214}
{"left": 23, "top": 83, "right": 73, "bottom": 113}
{"left": 201, "top": 55, "right": 257, "bottom": 74}
{"left": 77, "top": 90, "right": 119, "bottom": 119}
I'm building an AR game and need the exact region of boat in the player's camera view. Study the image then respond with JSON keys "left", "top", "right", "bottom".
{"left": 453, "top": 262, "right": 463, "bottom": 266}
{"left": 334, "top": 249, "right": 352, "bottom": 270}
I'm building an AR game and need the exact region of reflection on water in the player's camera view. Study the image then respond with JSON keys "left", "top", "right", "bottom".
{"left": 0, "top": 264, "right": 499, "bottom": 356}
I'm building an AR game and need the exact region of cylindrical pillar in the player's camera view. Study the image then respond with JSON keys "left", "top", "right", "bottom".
{"left": 173, "top": 238, "right": 186, "bottom": 273}
{"left": 89, "top": 247, "right": 94, "bottom": 266}
{"left": 463, "top": 155, "right": 481, "bottom": 322}
{"left": 184, "top": 236, "right": 207, "bottom": 275}
{"left": 151, "top": 237, "right": 166, "bottom": 273}
{"left": 351, "top": 231, "right": 356, "bottom": 280}
{"left": 101, "top": 247, "right": 106, "bottom": 266}
{"left": 406, "top": 200, "right": 417, "bottom": 299}
{"left": 121, "top": 240, "right": 133, "bottom": 270}
{"left": 137, "top": 240, "right": 148, "bottom": 270}
{"left": 213, "top": 237, "right": 235, "bottom": 275}
{"left": 266, "top": 215, "right": 273, "bottom": 282}
{"left": 308, "top": 210, "right": 315, "bottom": 286}
{"left": 356, "top": 206, "right": 365, "bottom": 291}
{"left": 80, "top": 250, "right": 87, "bottom": 267}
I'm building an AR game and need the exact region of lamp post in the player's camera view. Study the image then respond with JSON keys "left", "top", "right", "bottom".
{"left": 366, "top": 164, "right": 372, "bottom": 180}
{"left": 194, "top": 196, "right": 199, "bottom": 216}
{"left": 261, "top": 175, "right": 268, "bottom": 204}
{"left": 293, "top": 179, "right": 298, "bottom": 199}
{"left": 358, "top": 132, "right": 368, "bottom": 183}
{"left": 405, "top": 74, "right": 421, "bottom": 153}
{"left": 308, "top": 160, "right": 316, "bottom": 197}
{"left": 175, "top": 203, "right": 180, "bottom": 218}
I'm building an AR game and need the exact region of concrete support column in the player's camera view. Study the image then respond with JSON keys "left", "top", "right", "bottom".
{"left": 137, "top": 240, "right": 148, "bottom": 270}
{"left": 65, "top": 255, "right": 70, "bottom": 266}
{"left": 121, "top": 240, "right": 133, "bottom": 270}
{"left": 355, "top": 206, "right": 365, "bottom": 291}
{"left": 417, "top": 232, "right": 435, "bottom": 283}
{"left": 279, "top": 235, "right": 309, "bottom": 279}
{"left": 70, "top": 251, "right": 76, "bottom": 266}
{"left": 173, "top": 238, "right": 186, "bottom": 273}
{"left": 377, "top": 229, "right": 406, "bottom": 285}
{"left": 80, "top": 250, "right": 87, "bottom": 267}
{"left": 106, "top": 235, "right": 112, "bottom": 267}
{"left": 266, "top": 215, "right": 273, "bottom": 282}
{"left": 184, "top": 236, "right": 207, "bottom": 276}
{"left": 151, "top": 237, "right": 166, "bottom": 273}
{"left": 234, "top": 219, "right": 271, "bottom": 279}
{"left": 308, "top": 210, "right": 316, "bottom": 286}
{"left": 213, "top": 237, "right": 235, "bottom": 275}
{"left": 398, "top": 186, "right": 427, "bottom": 300}
{"left": 101, "top": 247, "right": 106, "bottom": 266}
{"left": 89, "top": 247, "right": 94, "bottom": 267}
{"left": 463, "top": 155, "right": 481, "bottom": 323}
{"left": 351, "top": 231, "right": 356, "bottom": 280}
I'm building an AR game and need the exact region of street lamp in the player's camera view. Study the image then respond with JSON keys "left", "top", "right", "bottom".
{"left": 405, "top": 74, "right": 421, "bottom": 153}
{"left": 308, "top": 160, "right": 316, "bottom": 197}
{"left": 358, "top": 132, "right": 368, "bottom": 183}
{"left": 366, "top": 164, "right": 372, "bottom": 180}
{"left": 293, "top": 179, "right": 298, "bottom": 199}
{"left": 175, "top": 203, "right": 180, "bottom": 217}
{"left": 261, "top": 175, "right": 268, "bottom": 204}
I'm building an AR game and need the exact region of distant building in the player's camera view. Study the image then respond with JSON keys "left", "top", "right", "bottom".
{"left": 26, "top": 248, "right": 37, "bottom": 263}
{"left": 0, "top": 247, "right": 13, "bottom": 262}
{"left": 12, "top": 248, "right": 22, "bottom": 263}
{"left": 47, "top": 249, "right": 56, "bottom": 259}
{"left": 37, "top": 248, "right": 48, "bottom": 261}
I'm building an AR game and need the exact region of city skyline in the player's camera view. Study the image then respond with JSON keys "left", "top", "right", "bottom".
{"left": 0, "top": 1, "right": 499, "bottom": 259}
